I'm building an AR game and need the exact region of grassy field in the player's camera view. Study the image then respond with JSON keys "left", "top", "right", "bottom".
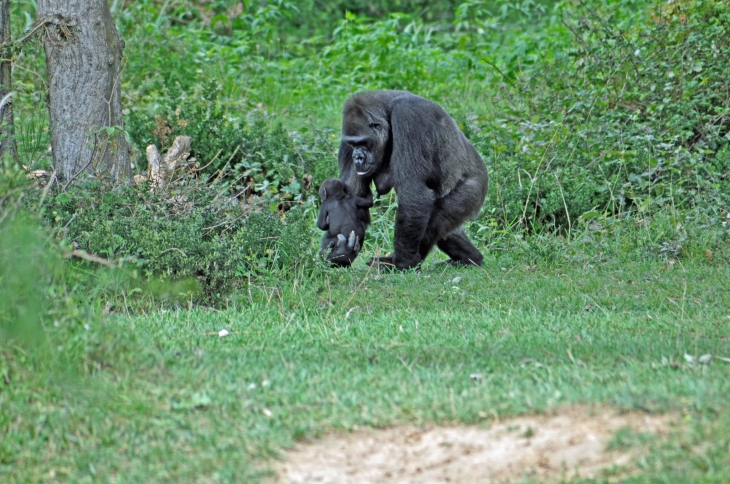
{"left": 3, "top": 0, "right": 730, "bottom": 482}
{"left": 2, "top": 257, "right": 729, "bottom": 482}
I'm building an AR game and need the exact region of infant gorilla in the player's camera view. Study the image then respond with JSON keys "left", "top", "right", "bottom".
{"left": 317, "top": 178, "right": 373, "bottom": 266}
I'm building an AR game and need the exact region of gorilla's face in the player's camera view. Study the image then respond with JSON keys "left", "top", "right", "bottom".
{"left": 342, "top": 104, "right": 389, "bottom": 179}
{"left": 350, "top": 144, "right": 375, "bottom": 177}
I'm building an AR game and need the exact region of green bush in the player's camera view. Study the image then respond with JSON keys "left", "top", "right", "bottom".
{"left": 9, "top": 0, "right": 730, "bottom": 290}
{"left": 35, "top": 179, "right": 320, "bottom": 303}
{"left": 466, "top": 0, "right": 730, "bottom": 230}
{"left": 127, "top": 80, "right": 332, "bottom": 204}
{"left": 126, "top": 79, "right": 335, "bottom": 207}
{"left": 0, "top": 213, "right": 61, "bottom": 347}
{"left": 0, "top": 208, "right": 132, "bottom": 384}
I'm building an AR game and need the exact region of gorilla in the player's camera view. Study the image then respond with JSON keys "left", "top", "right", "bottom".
{"left": 333, "top": 90, "right": 489, "bottom": 270}
{"left": 317, "top": 178, "right": 373, "bottom": 266}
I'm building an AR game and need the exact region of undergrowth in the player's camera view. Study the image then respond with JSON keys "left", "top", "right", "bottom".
{"left": 3, "top": 0, "right": 730, "bottom": 306}
{"left": 125, "top": 79, "right": 337, "bottom": 206}
{"left": 30, "top": 178, "right": 321, "bottom": 304}
{"left": 2, "top": 2, "right": 730, "bottom": 481}
{"left": 469, "top": 0, "right": 730, "bottom": 230}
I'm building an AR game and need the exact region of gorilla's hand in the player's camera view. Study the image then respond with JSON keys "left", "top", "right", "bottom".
{"left": 322, "top": 230, "right": 362, "bottom": 267}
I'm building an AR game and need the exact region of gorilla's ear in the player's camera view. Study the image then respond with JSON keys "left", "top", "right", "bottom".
{"left": 319, "top": 186, "right": 328, "bottom": 201}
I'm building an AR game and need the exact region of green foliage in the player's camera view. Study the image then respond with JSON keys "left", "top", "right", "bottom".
{"left": 1, "top": 159, "right": 133, "bottom": 374}
{"left": 5, "top": 3, "right": 730, "bottom": 481}
{"left": 5, "top": 0, "right": 728, "bottom": 274}
{"left": 113, "top": 0, "right": 729, "bottom": 236}
{"left": 0, "top": 213, "right": 60, "bottom": 347}
{"left": 466, "top": 0, "right": 730, "bottom": 230}
{"left": 35, "top": 180, "right": 320, "bottom": 303}
{"left": 0, "top": 209, "right": 139, "bottom": 394}
{"left": 126, "top": 79, "right": 334, "bottom": 206}
{"left": 7, "top": 0, "right": 728, "bottom": 305}
{"left": 313, "top": 13, "right": 448, "bottom": 95}
{"left": 286, "top": 0, "right": 459, "bottom": 34}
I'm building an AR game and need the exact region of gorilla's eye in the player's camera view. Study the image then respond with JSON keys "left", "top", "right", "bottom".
{"left": 369, "top": 123, "right": 380, "bottom": 129}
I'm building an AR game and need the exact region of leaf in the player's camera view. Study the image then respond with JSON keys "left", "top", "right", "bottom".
{"left": 579, "top": 210, "right": 601, "bottom": 223}
{"left": 191, "top": 391, "right": 212, "bottom": 409}
{"left": 698, "top": 354, "right": 712, "bottom": 365}
{"left": 210, "top": 14, "right": 229, "bottom": 30}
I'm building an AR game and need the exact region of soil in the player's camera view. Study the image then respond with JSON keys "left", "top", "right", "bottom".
{"left": 270, "top": 405, "right": 673, "bottom": 484}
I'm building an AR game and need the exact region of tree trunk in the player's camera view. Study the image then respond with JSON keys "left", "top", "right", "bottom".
{"left": 37, "top": 0, "right": 131, "bottom": 183}
{"left": 0, "top": 0, "right": 17, "bottom": 163}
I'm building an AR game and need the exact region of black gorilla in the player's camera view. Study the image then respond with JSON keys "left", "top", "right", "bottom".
{"left": 336, "top": 90, "right": 488, "bottom": 270}
{"left": 317, "top": 178, "right": 373, "bottom": 266}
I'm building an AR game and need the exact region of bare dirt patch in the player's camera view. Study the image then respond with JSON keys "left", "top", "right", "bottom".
{"left": 271, "top": 406, "right": 673, "bottom": 483}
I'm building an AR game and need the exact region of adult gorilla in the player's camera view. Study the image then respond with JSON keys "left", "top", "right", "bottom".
{"left": 336, "top": 90, "right": 488, "bottom": 270}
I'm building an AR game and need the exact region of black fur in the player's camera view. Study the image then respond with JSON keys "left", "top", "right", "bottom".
{"left": 337, "top": 90, "right": 488, "bottom": 270}
{"left": 317, "top": 178, "right": 373, "bottom": 266}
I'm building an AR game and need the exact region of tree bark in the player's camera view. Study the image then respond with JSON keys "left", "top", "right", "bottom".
{"left": 37, "top": 0, "right": 131, "bottom": 183}
{"left": 0, "top": 0, "right": 17, "bottom": 163}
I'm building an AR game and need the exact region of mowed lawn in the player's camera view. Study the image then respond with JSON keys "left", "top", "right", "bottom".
{"left": 2, "top": 259, "right": 730, "bottom": 482}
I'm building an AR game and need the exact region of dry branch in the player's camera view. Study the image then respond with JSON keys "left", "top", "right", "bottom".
{"left": 147, "top": 144, "right": 162, "bottom": 187}
{"left": 162, "top": 135, "right": 192, "bottom": 177}
{"left": 64, "top": 249, "right": 116, "bottom": 267}
{"left": 138, "top": 135, "right": 193, "bottom": 188}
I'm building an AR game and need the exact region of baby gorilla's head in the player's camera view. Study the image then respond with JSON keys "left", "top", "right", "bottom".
{"left": 319, "top": 178, "right": 349, "bottom": 202}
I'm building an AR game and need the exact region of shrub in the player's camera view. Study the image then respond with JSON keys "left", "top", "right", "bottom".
{"left": 35, "top": 179, "right": 320, "bottom": 304}
{"left": 467, "top": 0, "right": 730, "bottom": 231}
{"left": 126, "top": 79, "right": 335, "bottom": 208}
{"left": 0, "top": 205, "right": 127, "bottom": 382}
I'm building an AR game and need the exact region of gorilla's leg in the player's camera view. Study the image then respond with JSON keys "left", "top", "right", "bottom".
{"left": 418, "top": 177, "right": 486, "bottom": 265}
{"left": 370, "top": 177, "right": 486, "bottom": 270}
{"left": 370, "top": 203, "right": 430, "bottom": 269}
{"left": 436, "top": 229, "right": 484, "bottom": 266}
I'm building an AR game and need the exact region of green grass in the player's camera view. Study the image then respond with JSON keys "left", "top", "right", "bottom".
{"left": 3, "top": 1, "right": 730, "bottom": 481}
{"left": 2, "top": 258, "right": 730, "bottom": 482}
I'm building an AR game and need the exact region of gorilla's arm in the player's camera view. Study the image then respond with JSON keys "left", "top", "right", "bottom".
{"left": 353, "top": 192, "right": 375, "bottom": 209}
{"left": 316, "top": 202, "right": 331, "bottom": 231}
{"left": 378, "top": 101, "right": 437, "bottom": 269}
{"left": 338, "top": 140, "right": 374, "bottom": 229}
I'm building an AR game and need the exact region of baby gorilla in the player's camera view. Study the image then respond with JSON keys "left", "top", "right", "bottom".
{"left": 317, "top": 178, "right": 373, "bottom": 266}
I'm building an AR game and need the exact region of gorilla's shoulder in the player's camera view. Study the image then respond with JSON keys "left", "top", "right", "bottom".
{"left": 347, "top": 91, "right": 444, "bottom": 118}
{"left": 348, "top": 90, "right": 422, "bottom": 106}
